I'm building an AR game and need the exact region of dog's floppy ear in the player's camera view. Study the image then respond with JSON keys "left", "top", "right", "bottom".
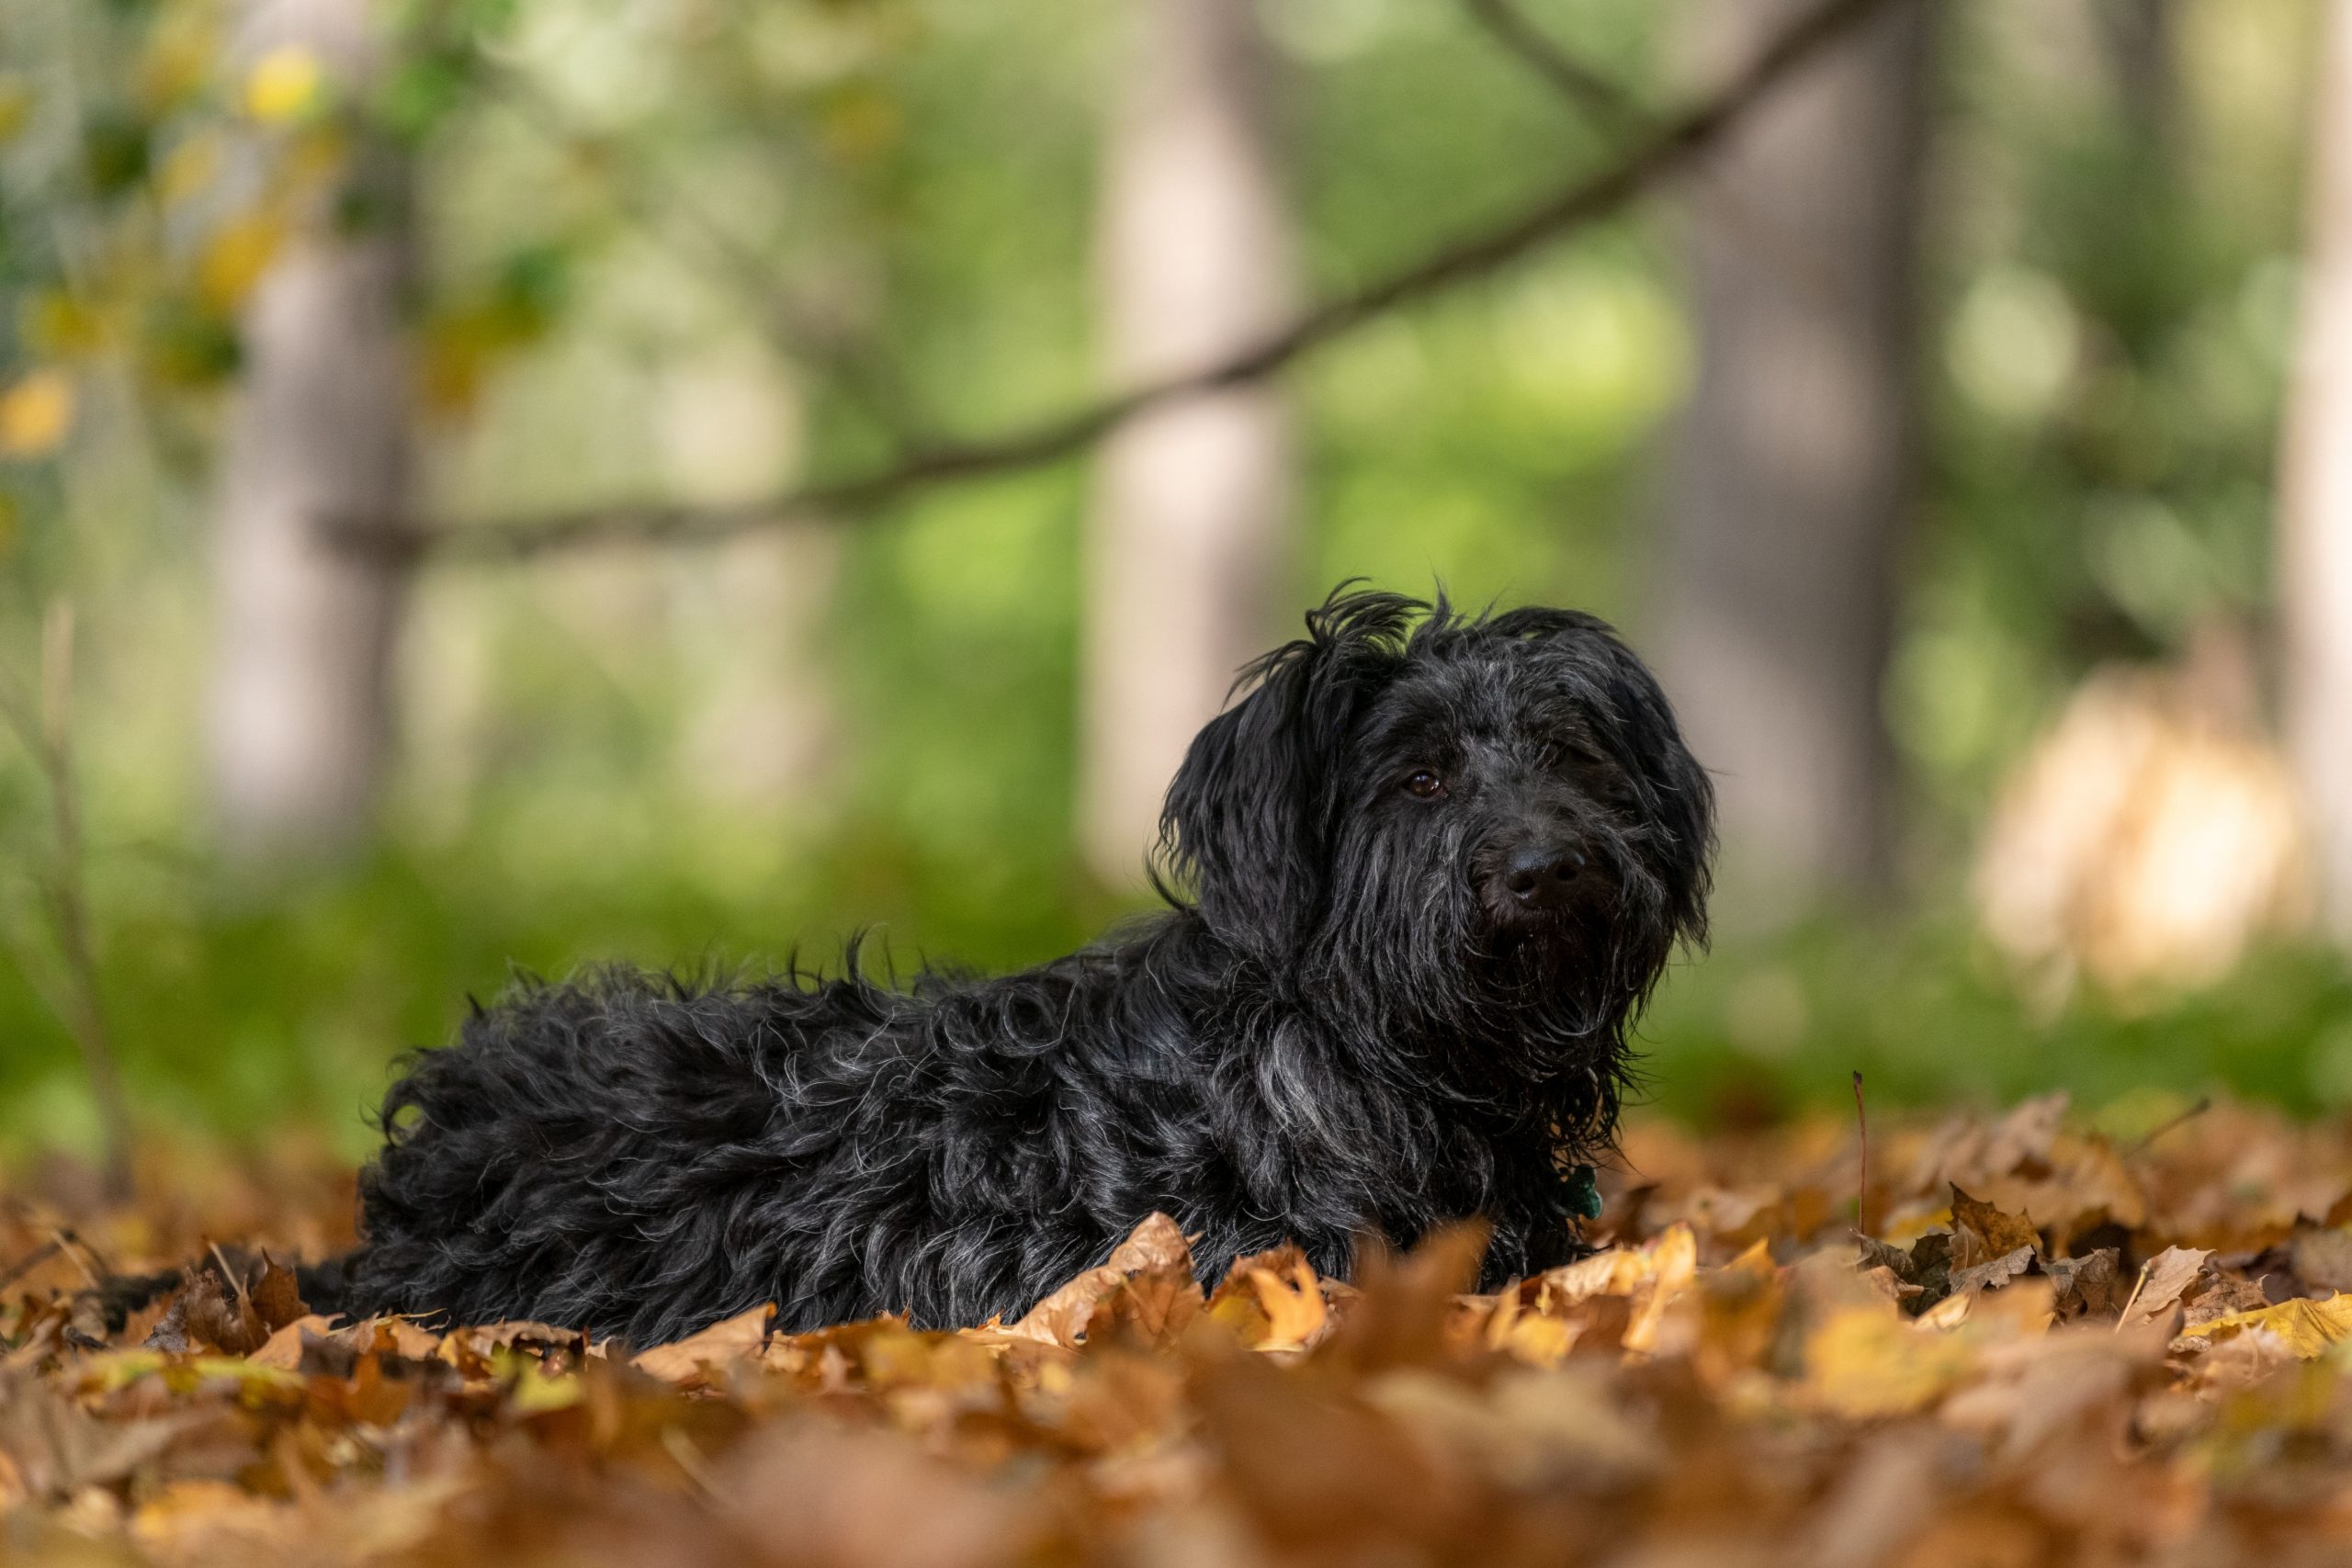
{"left": 1159, "top": 588, "right": 1416, "bottom": 955}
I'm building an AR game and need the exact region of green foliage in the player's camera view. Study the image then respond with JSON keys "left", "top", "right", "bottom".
{"left": 0, "top": 0, "right": 2344, "bottom": 1162}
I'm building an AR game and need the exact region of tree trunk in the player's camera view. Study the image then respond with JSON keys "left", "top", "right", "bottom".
{"left": 208, "top": 0, "right": 412, "bottom": 861}
{"left": 2097, "top": 0, "right": 2174, "bottom": 150}
{"left": 2278, "top": 0, "right": 2352, "bottom": 942}
{"left": 1080, "top": 0, "right": 1297, "bottom": 889}
{"left": 1656, "top": 0, "right": 1938, "bottom": 919}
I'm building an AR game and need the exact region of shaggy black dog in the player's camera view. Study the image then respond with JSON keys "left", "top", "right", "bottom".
{"left": 345, "top": 589, "right": 1714, "bottom": 1345}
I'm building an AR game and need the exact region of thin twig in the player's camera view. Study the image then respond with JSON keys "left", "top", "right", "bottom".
{"left": 0, "top": 1237, "right": 62, "bottom": 1293}
{"left": 340, "top": 0, "right": 1908, "bottom": 565}
{"left": 1, "top": 604, "right": 137, "bottom": 1202}
{"left": 2114, "top": 1258, "right": 2153, "bottom": 1333}
{"left": 51, "top": 1228, "right": 101, "bottom": 1292}
{"left": 2125, "top": 1096, "right": 2212, "bottom": 1161}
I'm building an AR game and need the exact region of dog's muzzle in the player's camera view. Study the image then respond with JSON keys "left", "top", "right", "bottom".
{"left": 1482, "top": 837, "right": 1617, "bottom": 938}
{"left": 1501, "top": 842, "right": 1587, "bottom": 912}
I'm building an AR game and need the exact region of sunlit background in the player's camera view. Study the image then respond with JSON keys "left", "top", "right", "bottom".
{"left": 1, "top": 0, "right": 2347, "bottom": 1173}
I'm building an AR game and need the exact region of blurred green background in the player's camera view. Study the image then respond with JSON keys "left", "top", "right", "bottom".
{"left": 0, "top": 0, "right": 2346, "bottom": 1168}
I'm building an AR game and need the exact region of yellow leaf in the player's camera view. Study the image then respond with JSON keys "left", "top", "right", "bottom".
{"left": 245, "top": 46, "right": 322, "bottom": 123}
{"left": 1246, "top": 1257, "right": 1328, "bottom": 1351}
{"left": 1803, "top": 1303, "right": 1977, "bottom": 1417}
{"left": 2177, "top": 1293, "right": 2352, "bottom": 1359}
{"left": 509, "top": 1368, "right": 584, "bottom": 1412}
{"left": 139, "top": 17, "right": 217, "bottom": 113}
{"left": 1623, "top": 1224, "right": 1697, "bottom": 1353}
{"left": 20, "top": 290, "right": 106, "bottom": 357}
{"left": 198, "top": 213, "right": 286, "bottom": 310}
{"left": 0, "top": 78, "right": 31, "bottom": 143}
{"left": 1531, "top": 1222, "right": 1697, "bottom": 1357}
{"left": 1496, "top": 1313, "right": 1577, "bottom": 1368}
{"left": 0, "top": 370, "right": 74, "bottom": 457}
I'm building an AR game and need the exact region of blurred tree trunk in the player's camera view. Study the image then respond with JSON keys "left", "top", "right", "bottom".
{"left": 2098, "top": 0, "right": 2174, "bottom": 149}
{"left": 2278, "top": 0, "right": 2352, "bottom": 942}
{"left": 1080, "top": 0, "right": 1297, "bottom": 888}
{"left": 1656, "top": 0, "right": 1939, "bottom": 919}
{"left": 208, "top": 0, "right": 412, "bottom": 862}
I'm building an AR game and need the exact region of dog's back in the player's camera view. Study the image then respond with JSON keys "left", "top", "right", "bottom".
{"left": 347, "top": 957, "right": 1184, "bottom": 1342}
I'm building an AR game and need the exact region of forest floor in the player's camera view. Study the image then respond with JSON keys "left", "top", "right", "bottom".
{"left": 6, "top": 1093, "right": 2352, "bottom": 1565}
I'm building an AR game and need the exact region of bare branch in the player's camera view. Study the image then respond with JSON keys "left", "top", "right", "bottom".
{"left": 1459, "top": 0, "right": 1852, "bottom": 313}
{"left": 348, "top": 0, "right": 1908, "bottom": 565}
{"left": 1456, "top": 0, "right": 1642, "bottom": 129}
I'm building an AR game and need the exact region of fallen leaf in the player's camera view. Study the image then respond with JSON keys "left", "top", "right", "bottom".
{"left": 1246, "top": 1255, "right": 1329, "bottom": 1351}
{"left": 247, "top": 1314, "right": 337, "bottom": 1371}
{"left": 632, "top": 1303, "right": 776, "bottom": 1384}
{"left": 2290, "top": 1224, "right": 2352, "bottom": 1293}
{"left": 2181, "top": 1269, "right": 2270, "bottom": 1328}
{"left": 1949, "top": 1245, "right": 2035, "bottom": 1296}
{"left": 1950, "top": 1187, "right": 2039, "bottom": 1272}
{"left": 2174, "top": 1293, "right": 2352, "bottom": 1359}
{"left": 2046, "top": 1249, "right": 2124, "bottom": 1319}
{"left": 2120, "top": 1247, "right": 2211, "bottom": 1331}
{"left": 249, "top": 1254, "right": 306, "bottom": 1333}
{"left": 1002, "top": 1213, "right": 1199, "bottom": 1349}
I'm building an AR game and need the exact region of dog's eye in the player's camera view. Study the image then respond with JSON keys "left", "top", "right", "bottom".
{"left": 1402, "top": 770, "right": 1446, "bottom": 800}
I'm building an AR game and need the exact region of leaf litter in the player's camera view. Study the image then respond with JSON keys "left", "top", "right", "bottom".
{"left": 9, "top": 1092, "right": 2352, "bottom": 1563}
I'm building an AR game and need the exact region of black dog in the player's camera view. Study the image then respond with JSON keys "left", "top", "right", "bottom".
{"left": 345, "top": 589, "right": 1713, "bottom": 1344}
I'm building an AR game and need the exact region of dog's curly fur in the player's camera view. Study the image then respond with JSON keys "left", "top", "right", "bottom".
{"left": 345, "top": 590, "right": 1714, "bottom": 1344}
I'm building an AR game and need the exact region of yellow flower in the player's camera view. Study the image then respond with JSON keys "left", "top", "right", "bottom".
{"left": 0, "top": 370, "right": 75, "bottom": 457}
{"left": 244, "top": 46, "right": 322, "bottom": 124}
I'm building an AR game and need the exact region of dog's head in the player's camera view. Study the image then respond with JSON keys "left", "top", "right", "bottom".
{"left": 1159, "top": 588, "right": 1713, "bottom": 1102}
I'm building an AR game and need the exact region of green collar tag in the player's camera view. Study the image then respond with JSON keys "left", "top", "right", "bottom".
{"left": 1564, "top": 1164, "right": 1602, "bottom": 1222}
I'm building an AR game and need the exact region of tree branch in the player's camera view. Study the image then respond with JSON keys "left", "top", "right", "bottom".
{"left": 1458, "top": 0, "right": 1853, "bottom": 313}
{"left": 350, "top": 0, "right": 1907, "bottom": 565}
{"left": 1456, "top": 0, "right": 1643, "bottom": 129}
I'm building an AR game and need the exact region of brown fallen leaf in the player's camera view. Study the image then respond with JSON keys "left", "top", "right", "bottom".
{"left": 249, "top": 1253, "right": 306, "bottom": 1332}
{"left": 144, "top": 1272, "right": 268, "bottom": 1357}
{"left": 2119, "top": 1246, "right": 2211, "bottom": 1331}
{"left": 248, "top": 1314, "right": 339, "bottom": 1371}
{"left": 2046, "top": 1248, "right": 2124, "bottom": 1320}
{"left": 1001, "top": 1213, "right": 1199, "bottom": 1349}
{"left": 2181, "top": 1269, "right": 2271, "bottom": 1328}
{"left": 2290, "top": 1224, "right": 2352, "bottom": 1293}
{"left": 0, "top": 1379, "right": 205, "bottom": 1500}
{"left": 634, "top": 1303, "right": 776, "bottom": 1385}
{"left": 1950, "top": 1187, "right": 2040, "bottom": 1272}
{"left": 1948, "top": 1245, "right": 2036, "bottom": 1296}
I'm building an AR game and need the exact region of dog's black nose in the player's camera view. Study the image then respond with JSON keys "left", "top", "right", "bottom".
{"left": 1503, "top": 843, "right": 1587, "bottom": 910}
